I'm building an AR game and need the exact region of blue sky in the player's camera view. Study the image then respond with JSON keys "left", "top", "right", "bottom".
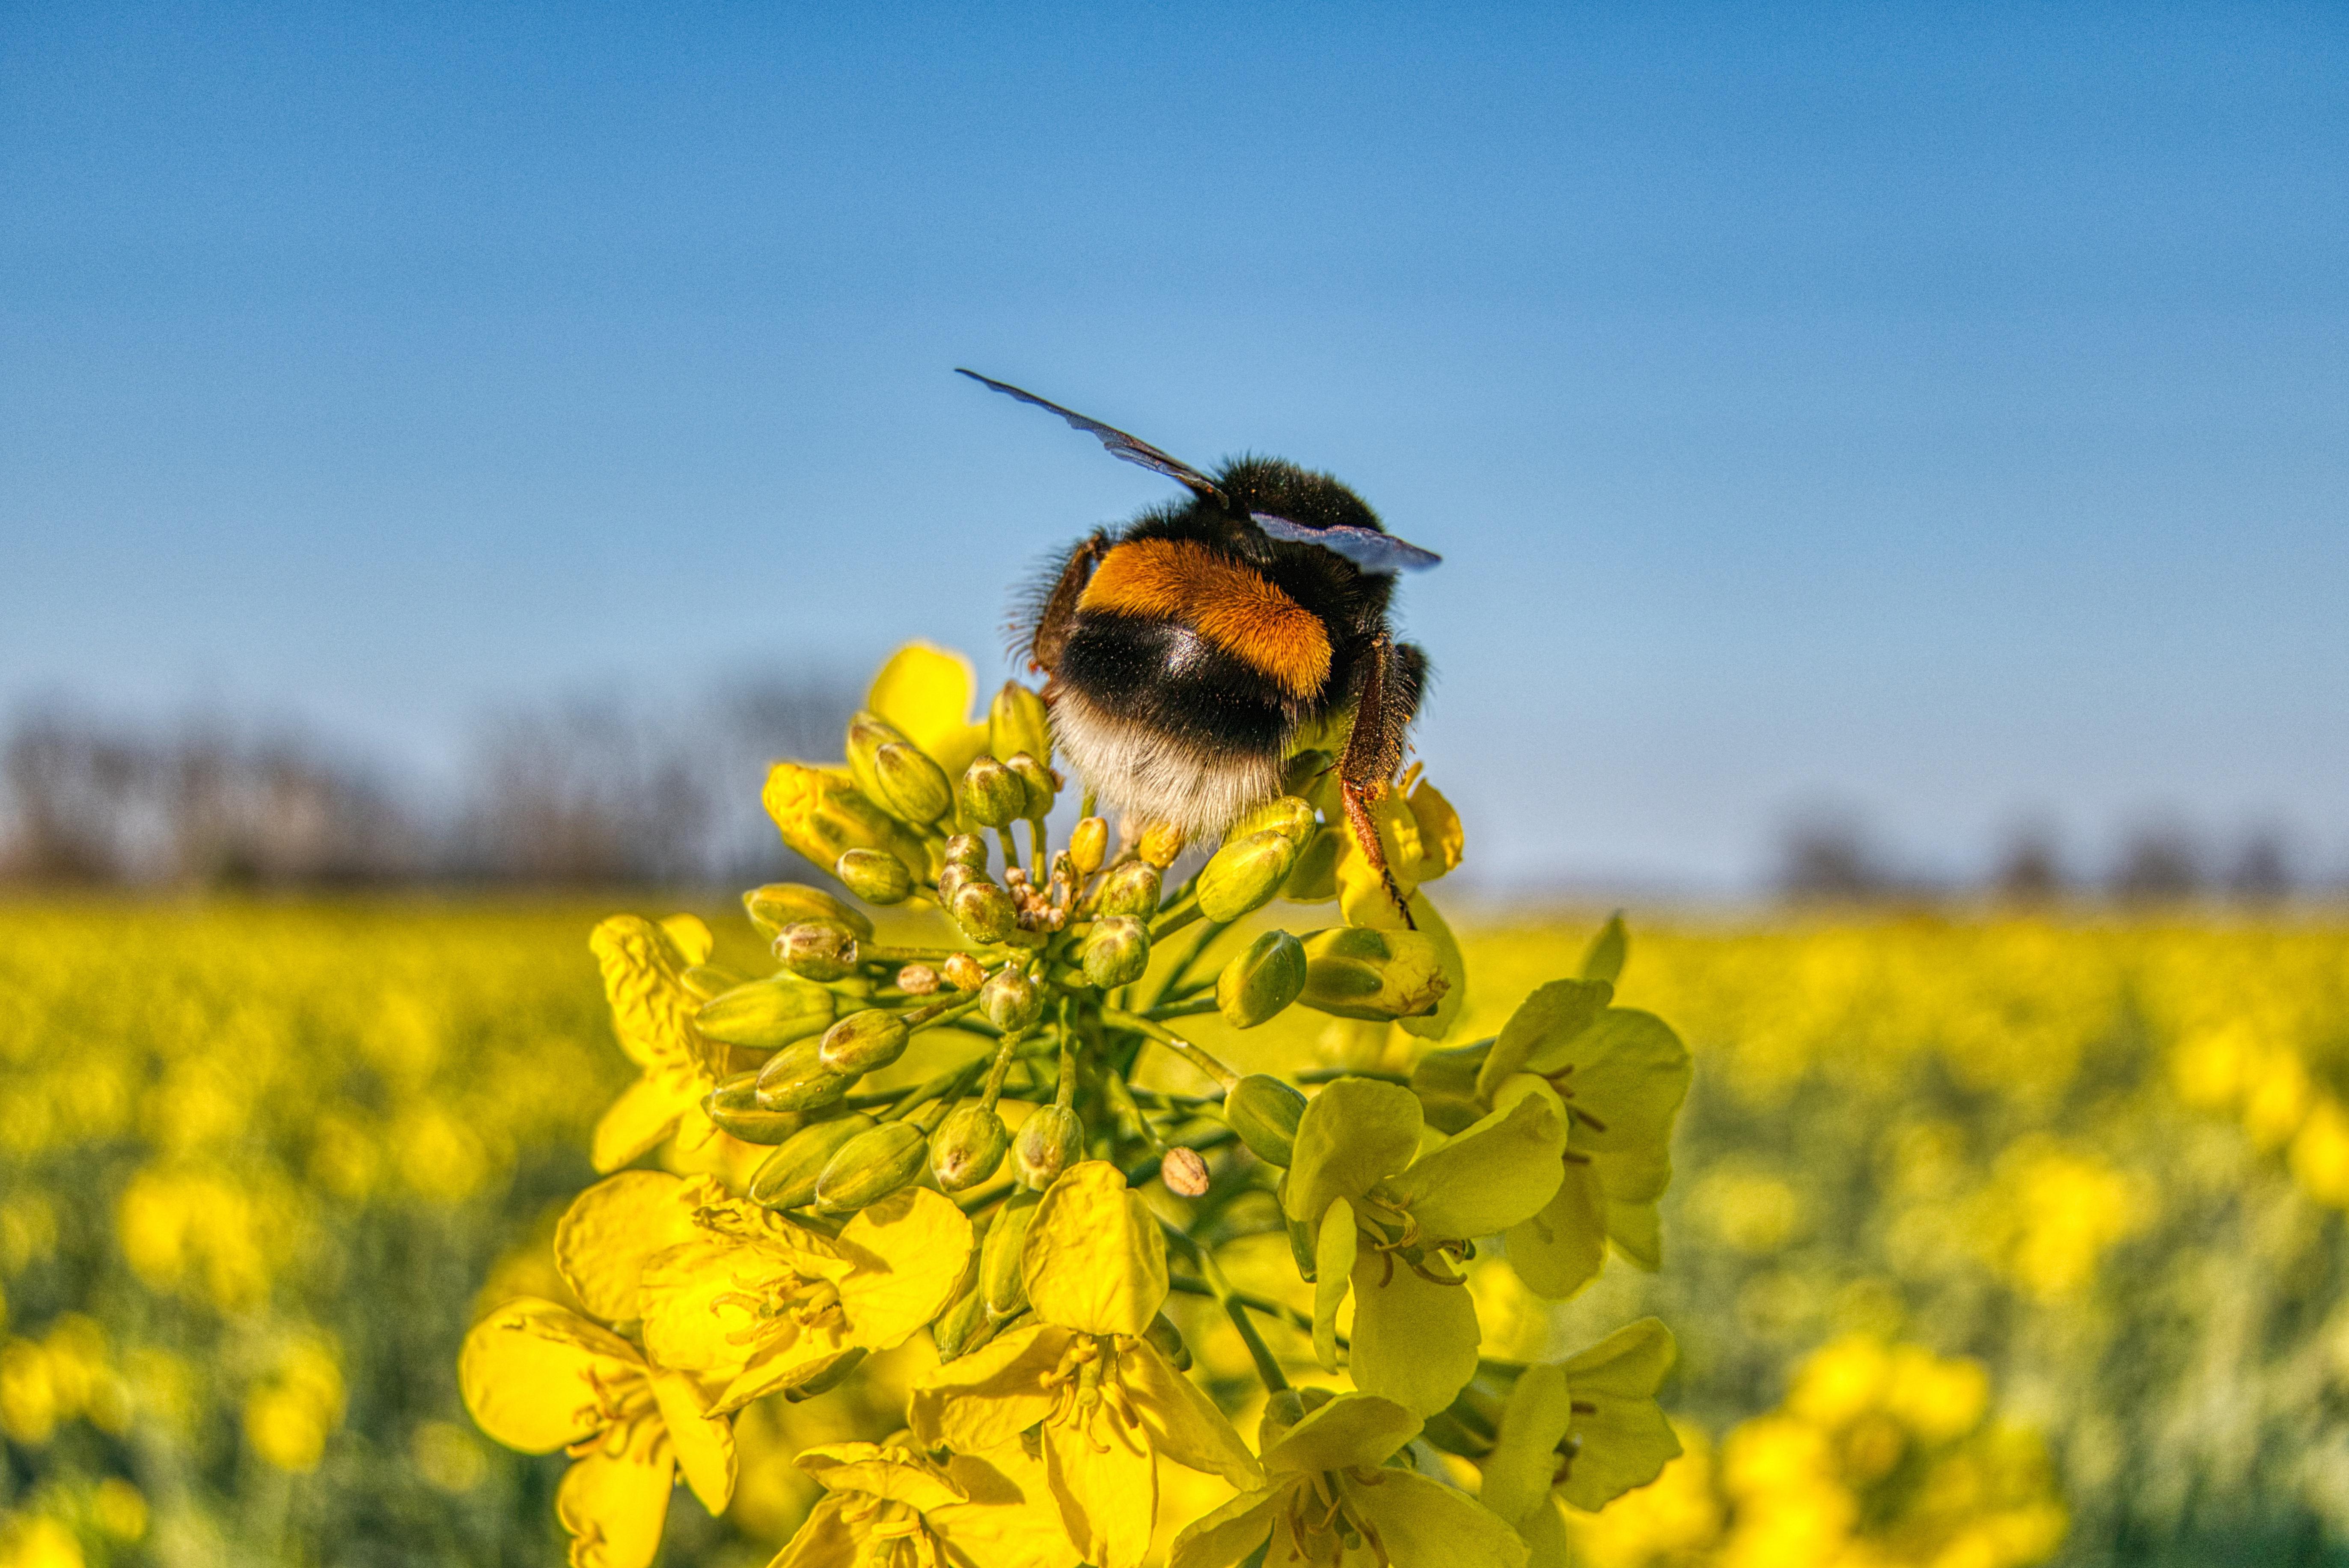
{"left": 4, "top": 3, "right": 2344, "bottom": 888}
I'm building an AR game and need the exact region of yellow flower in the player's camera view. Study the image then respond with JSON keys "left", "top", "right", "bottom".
{"left": 460, "top": 1297, "right": 734, "bottom": 1568}
{"left": 770, "top": 1440, "right": 1079, "bottom": 1568}
{"left": 910, "top": 1162, "right": 1259, "bottom": 1568}
{"left": 587, "top": 914, "right": 724, "bottom": 1174}
{"left": 1284, "top": 1078, "right": 1567, "bottom": 1417}
{"left": 1172, "top": 1393, "right": 1527, "bottom": 1568}
{"left": 632, "top": 1177, "right": 972, "bottom": 1413}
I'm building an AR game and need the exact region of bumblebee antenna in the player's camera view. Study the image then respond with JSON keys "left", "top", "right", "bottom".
{"left": 957, "top": 368, "right": 1226, "bottom": 505}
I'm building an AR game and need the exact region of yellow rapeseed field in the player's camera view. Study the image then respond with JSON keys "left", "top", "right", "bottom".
{"left": 2, "top": 902, "right": 2345, "bottom": 1566}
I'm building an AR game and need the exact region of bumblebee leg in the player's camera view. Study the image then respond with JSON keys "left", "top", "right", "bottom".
{"left": 1338, "top": 636, "right": 1428, "bottom": 927}
{"left": 1027, "top": 529, "right": 1111, "bottom": 675}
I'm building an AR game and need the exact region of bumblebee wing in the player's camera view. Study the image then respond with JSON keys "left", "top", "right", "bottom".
{"left": 957, "top": 369, "right": 1225, "bottom": 503}
{"left": 1251, "top": 513, "right": 1442, "bottom": 573}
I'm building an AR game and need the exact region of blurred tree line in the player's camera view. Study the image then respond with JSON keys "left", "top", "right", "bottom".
{"left": 1777, "top": 807, "right": 2328, "bottom": 905}
{"left": 0, "top": 672, "right": 859, "bottom": 891}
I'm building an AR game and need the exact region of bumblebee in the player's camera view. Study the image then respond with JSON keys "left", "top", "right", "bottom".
{"left": 960, "top": 369, "right": 1441, "bottom": 908}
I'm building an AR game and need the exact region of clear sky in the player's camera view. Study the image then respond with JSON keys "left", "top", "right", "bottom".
{"left": 4, "top": 3, "right": 2344, "bottom": 890}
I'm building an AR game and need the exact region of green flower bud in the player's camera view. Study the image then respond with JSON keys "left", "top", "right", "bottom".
{"left": 1069, "top": 816, "right": 1109, "bottom": 875}
{"left": 1197, "top": 829, "right": 1301, "bottom": 923}
{"left": 844, "top": 710, "right": 913, "bottom": 805}
{"left": 943, "top": 833, "right": 990, "bottom": 871}
{"left": 990, "top": 682, "right": 1053, "bottom": 769}
{"left": 959, "top": 756, "right": 1029, "bottom": 829}
{"left": 934, "top": 863, "right": 974, "bottom": 908}
{"left": 696, "top": 975, "right": 837, "bottom": 1051}
{"left": 1231, "top": 793, "right": 1319, "bottom": 849}
{"left": 775, "top": 921, "right": 859, "bottom": 982}
{"left": 1014, "top": 1103, "right": 1082, "bottom": 1188}
{"left": 783, "top": 1348, "right": 868, "bottom": 1402}
{"left": 1005, "top": 753, "right": 1056, "bottom": 819}
{"left": 930, "top": 1102, "right": 1012, "bottom": 1191}
{"left": 1257, "top": 1385, "right": 1336, "bottom": 1452}
{"left": 981, "top": 968, "right": 1043, "bottom": 1032}
{"left": 1096, "top": 860, "right": 1163, "bottom": 919}
{"left": 871, "top": 741, "right": 954, "bottom": 826}
{"left": 835, "top": 847, "right": 914, "bottom": 905}
{"left": 932, "top": 1284, "right": 996, "bottom": 1361}
{"left": 753, "top": 1039, "right": 855, "bottom": 1111}
{"left": 1223, "top": 1073, "right": 1309, "bottom": 1166}
{"left": 680, "top": 963, "right": 748, "bottom": 1002}
{"left": 813, "top": 1121, "right": 930, "bottom": 1214}
{"left": 1282, "top": 827, "right": 1343, "bottom": 903}
{"left": 1215, "top": 930, "right": 1308, "bottom": 1029}
{"left": 748, "top": 1112, "right": 874, "bottom": 1209}
{"left": 1297, "top": 927, "right": 1450, "bottom": 1021}
{"left": 1144, "top": 1312, "right": 1193, "bottom": 1372}
{"left": 744, "top": 882, "right": 874, "bottom": 941}
{"left": 980, "top": 1191, "right": 1041, "bottom": 1317}
{"left": 816, "top": 1008, "right": 911, "bottom": 1075}
{"left": 951, "top": 880, "right": 1017, "bottom": 944}
{"left": 704, "top": 1071, "right": 806, "bottom": 1144}
{"left": 1081, "top": 916, "right": 1151, "bottom": 988}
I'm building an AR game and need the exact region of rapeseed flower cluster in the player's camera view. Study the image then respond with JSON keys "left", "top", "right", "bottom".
{"left": 462, "top": 643, "right": 1696, "bottom": 1568}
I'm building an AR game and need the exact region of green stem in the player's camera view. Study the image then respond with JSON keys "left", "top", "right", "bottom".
{"left": 883, "top": 1053, "right": 987, "bottom": 1123}
{"left": 1164, "top": 1226, "right": 1289, "bottom": 1393}
{"left": 1163, "top": 1273, "right": 1338, "bottom": 1349}
{"left": 1146, "top": 997, "right": 1219, "bottom": 1021}
{"left": 1295, "top": 1065, "right": 1410, "bottom": 1085}
{"left": 1150, "top": 896, "right": 1204, "bottom": 941}
{"left": 862, "top": 943, "right": 978, "bottom": 965}
{"left": 1101, "top": 1008, "right": 1240, "bottom": 1092}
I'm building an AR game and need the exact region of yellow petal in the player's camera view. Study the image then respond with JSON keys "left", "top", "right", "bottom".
{"left": 798, "top": 1441, "right": 968, "bottom": 1514}
{"left": 1312, "top": 1201, "right": 1358, "bottom": 1373}
{"left": 1347, "top": 1250, "right": 1480, "bottom": 1418}
{"left": 1259, "top": 1393, "right": 1420, "bottom": 1477}
{"left": 868, "top": 641, "right": 978, "bottom": 759}
{"left": 1505, "top": 1161, "right": 1607, "bottom": 1300}
{"left": 768, "top": 1494, "right": 861, "bottom": 1568}
{"left": 907, "top": 1322, "right": 1068, "bottom": 1453}
{"left": 1046, "top": 1399, "right": 1157, "bottom": 1568}
{"left": 1169, "top": 1487, "right": 1285, "bottom": 1568}
{"left": 1395, "top": 891, "right": 1469, "bottom": 1042}
{"left": 1556, "top": 1318, "right": 1681, "bottom": 1511}
{"left": 831, "top": 1188, "right": 976, "bottom": 1349}
{"left": 556, "top": 1420, "right": 674, "bottom": 1568}
{"left": 1119, "top": 1337, "right": 1262, "bottom": 1489}
{"left": 590, "top": 915, "right": 705, "bottom": 1070}
{"left": 1391, "top": 1090, "right": 1566, "bottom": 1241}
{"left": 1344, "top": 1467, "right": 1529, "bottom": 1568}
{"left": 638, "top": 1239, "right": 791, "bottom": 1376}
{"left": 1406, "top": 776, "right": 1463, "bottom": 880}
{"left": 934, "top": 1447, "right": 1089, "bottom": 1568}
{"left": 650, "top": 1368, "right": 734, "bottom": 1515}
{"left": 555, "top": 1171, "right": 699, "bottom": 1323}
{"left": 1023, "top": 1161, "right": 1168, "bottom": 1338}
{"left": 1479, "top": 1363, "right": 1570, "bottom": 1526}
{"left": 715, "top": 1341, "right": 858, "bottom": 1415}
{"left": 1283, "top": 1077, "right": 1422, "bottom": 1240}
{"left": 458, "top": 1298, "right": 643, "bottom": 1453}
{"left": 590, "top": 1073, "right": 702, "bottom": 1175}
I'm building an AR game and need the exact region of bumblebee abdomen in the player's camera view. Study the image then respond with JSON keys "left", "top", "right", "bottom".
{"left": 1077, "top": 538, "right": 1332, "bottom": 700}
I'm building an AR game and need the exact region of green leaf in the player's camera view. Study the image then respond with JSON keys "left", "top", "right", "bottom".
{"left": 1478, "top": 980, "right": 1613, "bottom": 1104}
{"left": 1391, "top": 1092, "right": 1567, "bottom": 1241}
{"left": 1282, "top": 1078, "right": 1424, "bottom": 1239}
{"left": 1557, "top": 1319, "right": 1680, "bottom": 1511}
{"left": 1578, "top": 914, "right": 1628, "bottom": 984}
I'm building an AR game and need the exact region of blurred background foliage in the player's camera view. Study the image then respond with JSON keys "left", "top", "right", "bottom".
{"left": 4, "top": 904, "right": 2347, "bottom": 1566}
